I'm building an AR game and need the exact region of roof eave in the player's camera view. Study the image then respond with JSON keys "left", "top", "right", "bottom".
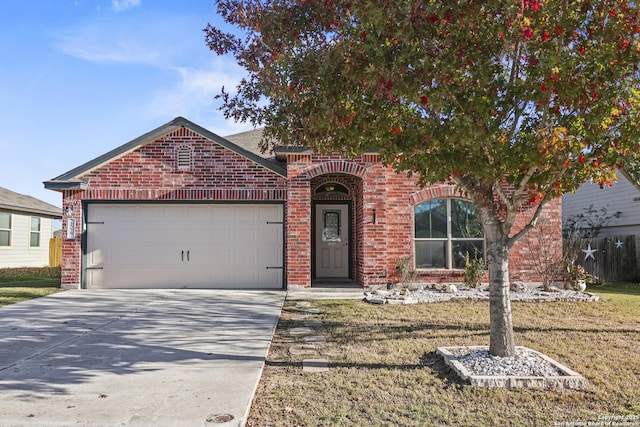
{"left": 43, "top": 181, "right": 88, "bottom": 191}
{"left": 0, "top": 203, "right": 62, "bottom": 218}
{"left": 46, "top": 117, "right": 288, "bottom": 184}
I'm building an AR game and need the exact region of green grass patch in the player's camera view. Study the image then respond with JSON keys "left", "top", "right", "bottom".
{"left": 0, "top": 267, "right": 62, "bottom": 307}
{"left": 587, "top": 281, "right": 640, "bottom": 296}
{"left": 248, "top": 283, "right": 640, "bottom": 427}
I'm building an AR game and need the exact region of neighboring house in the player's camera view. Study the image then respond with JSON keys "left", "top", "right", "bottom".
{"left": 0, "top": 187, "right": 62, "bottom": 268}
{"left": 44, "top": 117, "right": 561, "bottom": 290}
{"left": 562, "top": 168, "right": 640, "bottom": 272}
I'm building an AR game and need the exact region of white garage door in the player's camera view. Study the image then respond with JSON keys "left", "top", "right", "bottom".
{"left": 85, "top": 203, "right": 284, "bottom": 289}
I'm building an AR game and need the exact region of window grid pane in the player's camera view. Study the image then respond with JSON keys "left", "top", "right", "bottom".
{"left": 30, "top": 232, "right": 40, "bottom": 247}
{"left": 30, "top": 217, "right": 41, "bottom": 247}
{"left": 451, "top": 240, "right": 485, "bottom": 269}
{"left": 414, "top": 199, "right": 485, "bottom": 270}
{"left": 415, "top": 240, "right": 447, "bottom": 269}
{"left": 0, "top": 213, "right": 11, "bottom": 247}
{"left": 414, "top": 199, "right": 447, "bottom": 238}
{"left": 0, "top": 230, "right": 10, "bottom": 246}
{"left": 450, "top": 199, "right": 483, "bottom": 238}
{"left": 0, "top": 212, "right": 10, "bottom": 229}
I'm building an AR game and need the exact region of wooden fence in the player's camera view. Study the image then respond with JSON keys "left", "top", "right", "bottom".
{"left": 49, "top": 237, "right": 62, "bottom": 268}
{"left": 566, "top": 235, "right": 638, "bottom": 283}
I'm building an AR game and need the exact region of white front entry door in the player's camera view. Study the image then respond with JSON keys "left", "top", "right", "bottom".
{"left": 314, "top": 204, "right": 349, "bottom": 278}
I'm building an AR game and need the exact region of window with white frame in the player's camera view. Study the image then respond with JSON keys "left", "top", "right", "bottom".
{"left": 0, "top": 212, "right": 11, "bottom": 246}
{"left": 414, "top": 198, "right": 484, "bottom": 269}
{"left": 30, "top": 217, "right": 41, "bottom": 247}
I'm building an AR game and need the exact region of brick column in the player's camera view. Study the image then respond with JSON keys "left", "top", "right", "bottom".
{"left": 61, "top": 192, "right": 83, "bottom": 289}
{"left": 360, "top": 163, "right": 388, "bottom": 287}
{"left": 286, "top": 154, "right": 312, "bottom": 287}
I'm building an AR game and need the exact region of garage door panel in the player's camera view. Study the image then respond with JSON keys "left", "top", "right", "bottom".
{"left": 209, "top": 246, "right": 234, "bottom": 265}
{"left": 258, "top": 204, "right": 280, "bottom": 219}
{"left": 235, "top": 226, "right": 258, "bottom": 243}
{"left": 235, "top": 245, "right": 258, "bottom": 265}
{"left": 186, "top": 205, "right": 213, "bottom": 221}
{"left": 89, "top": 266, "right": 181, "bottom": 289}
{"left": 260, "top": 247, "right": 282, "bottom": 266}
{"left": 111, "top": 245, "right": 180, "bottom": 266}
{"left": 210, "top": 227, "right": 234, "bottom": 243}
{"left": 234, "top": 206, "right": 259, "bottom": 221}
{"left": 86, "top": 203, "right": 283, "bottom": 289}
{"left": 260, "top": 226, "right": 282, "bottom": 244}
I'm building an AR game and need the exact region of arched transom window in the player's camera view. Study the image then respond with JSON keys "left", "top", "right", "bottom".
{"left": 414, "top": 198, "right": 484, "bottom": 269}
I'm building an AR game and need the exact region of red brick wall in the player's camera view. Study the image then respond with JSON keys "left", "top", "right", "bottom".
{"left": 284, "top": 153, "right": 562, "bottom": 288}
{"left": 59, "top": 124, "right": 562, "bottom": 289}
{"left": 59, "top": 127, "right": 287, "bottom": 288}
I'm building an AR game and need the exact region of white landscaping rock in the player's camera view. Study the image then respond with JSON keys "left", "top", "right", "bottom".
{"left": 364, "top": 285, "right": 599, "bottom": 305}
{"left": 510, "top": 281, "right": 527, "bottom": 292}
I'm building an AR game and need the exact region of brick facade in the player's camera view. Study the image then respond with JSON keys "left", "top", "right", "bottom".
{"left": 284, "top": 152, "right": 562, "bottom": 288}
{"left": 58, "top": 126, "right": 286, "bottom": 288}
{"left": 52, "top": 118, "right": 562, "bottom": 289}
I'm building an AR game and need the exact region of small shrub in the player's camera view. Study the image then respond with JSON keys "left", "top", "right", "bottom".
{"left": 394, "top": 256, "right": 417, "bottom": 289}
{"left": 564, "top": 263, "right": 599, "bottom": 286}
{"left": 463, "top": 254, "right": 486, "bottom": 288}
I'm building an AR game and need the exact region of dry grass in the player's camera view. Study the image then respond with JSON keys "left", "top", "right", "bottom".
{"left": 248, "top": 283, "right": 640, "bottom": 427}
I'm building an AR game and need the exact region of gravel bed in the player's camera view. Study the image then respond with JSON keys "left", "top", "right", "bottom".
{"left": 449, "top": 346, "right": 564, "bottom": 377}
{"left": 365, "top": 285, "right": 600, "bottom": 305}
{"left": 366, "top": 285, "right": 596, "bottom": 384}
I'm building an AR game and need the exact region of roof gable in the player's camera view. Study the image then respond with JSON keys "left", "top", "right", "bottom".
{"left": 44, "top": 117, "right": 286, "bottom": 190}
{"left": 0, "top": 187, "right": 61, "bottom": 217}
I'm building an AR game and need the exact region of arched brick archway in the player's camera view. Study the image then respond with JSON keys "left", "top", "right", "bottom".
{"left": 302, "top": 160, "right": 367, "bottom": 180}
{"left": 409, "top": 184, "right": 465, "bottom": 205}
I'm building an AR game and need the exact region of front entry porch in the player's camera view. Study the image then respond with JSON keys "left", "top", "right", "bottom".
{"left": 284, "top": 156, "right": 389, "bottom": 289}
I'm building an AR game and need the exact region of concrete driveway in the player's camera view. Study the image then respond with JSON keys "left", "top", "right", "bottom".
{"left": 0, "top": 289, "right": 284, "bottom": 427}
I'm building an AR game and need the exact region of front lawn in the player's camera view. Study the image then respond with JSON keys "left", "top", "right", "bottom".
{"left": 248, "top": 283, "right": 640, "bottom": 427}
{"left": 0, "top": 267, "right": 63, "bottom": 307}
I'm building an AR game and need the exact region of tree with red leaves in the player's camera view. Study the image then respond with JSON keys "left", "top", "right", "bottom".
{"left": 206, "top": 0, "right": 640, "bottom": 357}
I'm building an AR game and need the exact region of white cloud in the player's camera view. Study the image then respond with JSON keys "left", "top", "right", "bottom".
{"left": 111, "top": 0, "right": 141, "bottom": 12}
{"left": 52, "top": 13, "right": 191, "bottom": 67}
{"left": 144, "top": 60, "right": 254, "bottom": 135}
{"left": 55, "top": 33, "right": 160, "bottom": 65}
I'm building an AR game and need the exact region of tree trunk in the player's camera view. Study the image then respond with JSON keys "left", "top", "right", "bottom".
{"left": 485, "top": 225, "right": 516, "bottom": 357}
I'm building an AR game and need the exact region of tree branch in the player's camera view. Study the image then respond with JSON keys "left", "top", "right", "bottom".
{"left": 512, "top": 165, "right": 538, "bottom": 203}
{"left": 506, "top": 198, "right": 548, "bottom": 249}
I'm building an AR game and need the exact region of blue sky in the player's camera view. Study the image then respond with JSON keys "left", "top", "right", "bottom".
{"left": 0, "top": 0, "right": 254, "bottom": 208}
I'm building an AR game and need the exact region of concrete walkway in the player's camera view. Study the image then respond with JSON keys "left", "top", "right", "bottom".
{"left": 286, "top": 285, "right": 365, "bottom": 301}
{"left": 0, "top": 289, "right": 284, "bottom": 427}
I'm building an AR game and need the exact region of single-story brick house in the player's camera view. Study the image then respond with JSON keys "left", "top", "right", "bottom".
{"left": 0, "top": 186, "right": 61, "bottom": 268}
{"left": 44, "top": 117, "right": 561, "bottom": 290}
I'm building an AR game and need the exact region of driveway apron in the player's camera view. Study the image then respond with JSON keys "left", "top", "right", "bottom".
{"left": 0, "top": 289, "right": 284, "bottom": 427}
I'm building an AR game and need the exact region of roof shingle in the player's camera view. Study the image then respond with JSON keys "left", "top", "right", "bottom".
{"left": 0, "top": 187, "right": 61, "bottom": 217}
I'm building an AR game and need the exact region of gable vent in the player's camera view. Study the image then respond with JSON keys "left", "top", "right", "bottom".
{"left": 176, "top": 148, "right": 191, "bottom": 169}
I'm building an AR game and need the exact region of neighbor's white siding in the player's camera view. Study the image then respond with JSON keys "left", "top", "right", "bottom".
{"left": 562, "top": 170, "right": 640, "bottom": 268}
{"left": 0, "top": 211, "right": 55, "bottom": 268}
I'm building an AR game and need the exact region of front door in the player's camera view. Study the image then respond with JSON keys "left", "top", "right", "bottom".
{"left": 314, "top": 204, "right": 349, "bottom": 278}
